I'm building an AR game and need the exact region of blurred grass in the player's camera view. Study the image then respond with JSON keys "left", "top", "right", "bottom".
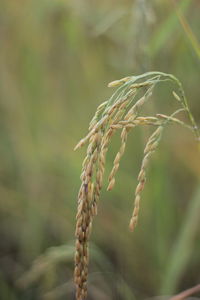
{"left": 160, "top": 184, "right": 200, "bottom": 294}
{"left": 0, "top": 0, "right": 200, "bottom": 299}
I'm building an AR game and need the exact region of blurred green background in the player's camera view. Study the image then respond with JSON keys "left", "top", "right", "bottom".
{"left": 0, "top": 0, "right": 200, "bottom": 299}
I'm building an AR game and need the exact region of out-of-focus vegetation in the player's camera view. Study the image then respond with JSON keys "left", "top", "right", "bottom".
{"left": 0, "top": 0, "right": 200, "bottom": 299}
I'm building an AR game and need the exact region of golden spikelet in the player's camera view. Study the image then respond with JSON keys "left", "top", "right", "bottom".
{"left": 108, "top": 76, "right": 131, "bottom": 88}
{"left": 75, "top": 140, "right": 97, "bottom": 300}
{"left": 129, "top": 126, "right": 163, "bottom": 232}
{"left": 172, "top": 91, "right": 181, "bottom": 102}
{"left": 107, "top": 127, "right": 129, "bottom": 191}
{"left": 107, "top": 90, "right": 153, "bottom": 191}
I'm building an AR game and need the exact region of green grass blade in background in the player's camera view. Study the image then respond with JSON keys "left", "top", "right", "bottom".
{"left": 171, "top": 0, "right": 200, "bottom": 61}
{"left": 148, "top": 0, "right": 191, "bottom": 56}
{"left": 161, "top": 184, "right": 200, "bottom": 294}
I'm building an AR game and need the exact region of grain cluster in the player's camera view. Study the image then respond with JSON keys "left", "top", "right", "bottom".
{"left": 74, "top": 71, "right": 199, "bottom": 300}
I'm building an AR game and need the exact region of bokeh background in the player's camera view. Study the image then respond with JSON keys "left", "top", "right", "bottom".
{"left": 0, "top": 0, "right": 200, "bottom": 299}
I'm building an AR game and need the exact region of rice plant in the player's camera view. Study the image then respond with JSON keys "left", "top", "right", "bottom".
{"left": 74, "top": 71, "right": 200, "bottom": 300}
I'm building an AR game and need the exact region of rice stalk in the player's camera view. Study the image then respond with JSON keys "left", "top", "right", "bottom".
{"left": 74, "top": 72, "right": 199, "bottom": 299}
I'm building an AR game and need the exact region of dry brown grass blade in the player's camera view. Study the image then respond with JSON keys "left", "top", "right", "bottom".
{"left": 170, "top": 283, "right": 200, "bottom": 300}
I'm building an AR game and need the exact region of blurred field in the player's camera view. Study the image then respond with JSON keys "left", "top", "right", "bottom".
{"left": 0, "top": 0, "right": 200, "bottom": 299}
